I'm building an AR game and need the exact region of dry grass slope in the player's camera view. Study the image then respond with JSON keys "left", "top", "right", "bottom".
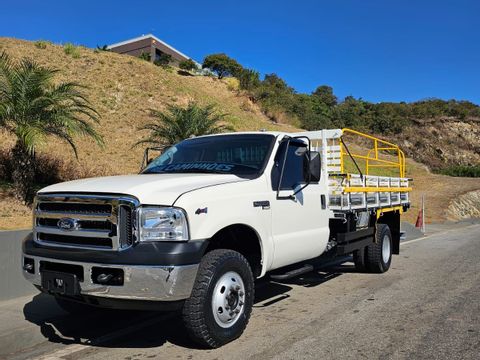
{"left": 0, "top": 37, "right": 478, "bottom": 229}
{"left": 0, "top": 38, "right": 298, "bottom": 229}
{"left": 0, "top": 38, "right": 297, "bottom": 176}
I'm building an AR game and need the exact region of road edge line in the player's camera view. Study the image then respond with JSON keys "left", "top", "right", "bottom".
{"left": 401, "top": 224, "right": 479, "bottom": 246}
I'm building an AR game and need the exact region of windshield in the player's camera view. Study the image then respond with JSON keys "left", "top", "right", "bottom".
{"left": 142, "top": 134, "right": 275, "bottom": 177}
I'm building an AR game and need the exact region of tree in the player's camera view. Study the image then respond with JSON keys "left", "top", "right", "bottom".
{"left": 0, "top": 52, "right": 103, "bottom": 204}
{"left": 292, "top": 94, "right": 333, "bottom": 130}
{"left": 332, "top": 96, "right": 373, "bottom": 129}
{"left": 262, "top": 73, "right": 293, "bottom": 93}
{"left": 370, "top": 102, "right": 409, "bottom": 134}
{"left": 251, "top": 73, "right": 296, "bottom": 115}
{"left": 312, "top": 85, "right": 337, "bottom": 107}
{"left": 202, "top": 53, "right": 242, "bottom": 79}
{"left": 179, "top": 59, "right": 198, "bottom": 72}
{"left": 136, "top": 102, "right": 233, "bottom": 147}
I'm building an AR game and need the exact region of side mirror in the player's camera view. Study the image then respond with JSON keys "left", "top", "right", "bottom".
{"left": 277, "top": 189, "right": 296, "bottom": 199}
{"left": 309, "top": 151, "right": 321, "bottom": 182}
{"left": 140, "top": 147, "right": 164, "bottom": 172}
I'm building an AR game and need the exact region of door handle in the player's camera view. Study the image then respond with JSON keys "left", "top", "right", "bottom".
{"left": 321, "top": 195, "right": 326, "bottom": 209}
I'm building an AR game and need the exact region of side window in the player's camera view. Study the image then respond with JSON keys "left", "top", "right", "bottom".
{"left": 271, "top": 140, "right": 308, "bottom": 190}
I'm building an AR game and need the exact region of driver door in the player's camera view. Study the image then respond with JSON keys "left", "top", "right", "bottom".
{"left": 270, "top": 139, "right": 330, "bottom": 269}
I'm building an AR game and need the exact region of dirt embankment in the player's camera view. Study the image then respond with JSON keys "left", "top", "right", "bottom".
{"left": 446, "top": 190, "right": 480, "bottom": 220}
{"left": 393, "top": 117, "right": 480, "bottom": 170}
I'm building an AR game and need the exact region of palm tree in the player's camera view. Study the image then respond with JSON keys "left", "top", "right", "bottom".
{"left": 0, "top": 51, "right": 103, "bottom": 204}
{"left": 136, "top": 102, "right": 233, "bottom": 147}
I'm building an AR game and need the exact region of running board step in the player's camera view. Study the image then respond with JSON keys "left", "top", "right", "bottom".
{"left": 270, "top": 264, "right": 314, "bottom": 280}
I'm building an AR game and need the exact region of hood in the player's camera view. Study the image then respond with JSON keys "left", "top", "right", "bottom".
{"left": 38, "top": 173, "right": 246, "bottom": 205}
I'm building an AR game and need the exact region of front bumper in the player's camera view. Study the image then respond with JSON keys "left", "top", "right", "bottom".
{"left": 22, "top": 255, "right": 199, "bottom": 301}
{"left": 22, "top": 232, "right": 208, "bottom": 302}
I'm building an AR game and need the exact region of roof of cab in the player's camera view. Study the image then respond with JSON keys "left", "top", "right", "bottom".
{"left": 191, "top": 131, "right": 285, "bottom": 139}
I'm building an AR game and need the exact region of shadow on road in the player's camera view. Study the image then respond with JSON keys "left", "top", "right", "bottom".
{"left": 22, "top": 260, "right": 353, "bottom": 351}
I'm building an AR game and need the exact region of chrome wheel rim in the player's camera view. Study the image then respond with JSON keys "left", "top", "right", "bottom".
{"left": 382, "top": 234, "right": 391, "bottom": 264}
{"left": 211, "top": 271, "right": 246, "bottom": 328}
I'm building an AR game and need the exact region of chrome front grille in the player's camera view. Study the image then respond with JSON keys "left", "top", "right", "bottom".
{"left": 33, "top": 194, "right": 138, "bottom": 251}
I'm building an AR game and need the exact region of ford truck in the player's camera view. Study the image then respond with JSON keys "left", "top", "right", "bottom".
{"left": 22, "top": 128, "right": 411, "bottom": 347}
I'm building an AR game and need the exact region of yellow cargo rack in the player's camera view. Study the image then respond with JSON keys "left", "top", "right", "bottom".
{"left": 293, "top": 128, "right": 412, "bottom": 215}
{"left": 330, "top": 128, "right": 411, "bottom": 215}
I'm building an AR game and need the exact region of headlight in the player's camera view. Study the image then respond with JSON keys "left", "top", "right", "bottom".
{"left": 138, "top": 207, "right": 189, "bottom": 242}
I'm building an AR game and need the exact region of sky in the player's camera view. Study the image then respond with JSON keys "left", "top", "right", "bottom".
{"left": 1, "top": 0, "right": 479, "bottom": 104}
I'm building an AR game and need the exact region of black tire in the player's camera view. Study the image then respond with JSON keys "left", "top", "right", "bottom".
{"left": 364, "top": 223, "right": 392, "bottom": 273}
{"left": 182, "top": 249, "right": 254, "bottom": 348}
{"left": 55, "top": 297, "right": 92, "bottom": 314}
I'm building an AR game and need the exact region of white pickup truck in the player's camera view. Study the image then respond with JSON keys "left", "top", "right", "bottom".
{"left": 22, "top": 128, "right": 411, "bottom": 347}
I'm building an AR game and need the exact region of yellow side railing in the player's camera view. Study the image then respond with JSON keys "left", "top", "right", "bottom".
{"left": 340, "top": 128, "right": 407, "bottom": 178}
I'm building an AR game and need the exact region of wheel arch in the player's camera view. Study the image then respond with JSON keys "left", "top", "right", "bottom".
{"left": 377, "top": 210, "right": 401, "bottom": 254}
{"left": 203, "top": 223, "right": 264, "bottom": 278}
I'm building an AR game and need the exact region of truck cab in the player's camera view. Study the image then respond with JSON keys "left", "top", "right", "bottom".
{"left": 22, "top": 129, "right": 411, "bottom": 348}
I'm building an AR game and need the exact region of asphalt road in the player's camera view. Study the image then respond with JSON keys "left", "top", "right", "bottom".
{"left": 1, "top": 223, "right": 479, "bottom": 360}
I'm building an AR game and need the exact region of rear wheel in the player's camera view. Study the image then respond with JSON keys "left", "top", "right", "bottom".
{"left": 365, "top": 223, "right": 392, "bottom": 273}
{"left": 182, "top": 249, "right": 254, "bottom": 348}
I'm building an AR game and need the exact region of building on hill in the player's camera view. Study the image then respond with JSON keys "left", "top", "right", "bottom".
{"left": 107, "top": 34, "right": 199, "bottom": 66}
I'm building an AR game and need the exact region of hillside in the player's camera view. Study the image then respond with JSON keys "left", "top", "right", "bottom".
{"left": 0, "top": 37, "right": 479, "bottom": 230}
{"left": 0, "top": 38, "right": 297, "bottom": 175}
{"left": 392, "top": 117, "right": 480, "bottom": 171}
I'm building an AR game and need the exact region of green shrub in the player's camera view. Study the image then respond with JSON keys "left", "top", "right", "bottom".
{"left": 138, "top": 51, "right": 151, "bottom": 61}
{"left": 224, "top": 77, "right": 240, "bottom": 91}
{"left": 63, "top": 43, "right": 80, "bottom": 58}
{"left": 237, "top": 68, "right": 260, "bottom": 90}
{"left": 154, "top": 53, "right": 172, "bottom": 67}
{"left": 437, "top": 165, "right": 480, "bottom": 177}
{"left": 34, "top": 40, "right": 50, "bottom": 49}
{"left": 179, "top": 58, "right": 198, "bottom": 72}
{"left": 0, "top": 148, "right": 82, "bottom": 186}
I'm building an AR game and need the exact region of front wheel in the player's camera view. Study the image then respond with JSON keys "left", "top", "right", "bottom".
{"left": 182, "top": 249, "right": 254, "bottom": 348}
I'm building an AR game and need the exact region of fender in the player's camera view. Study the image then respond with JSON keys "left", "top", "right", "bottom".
{"left": 174, "top": 177, "right": 274, "bottom": 276}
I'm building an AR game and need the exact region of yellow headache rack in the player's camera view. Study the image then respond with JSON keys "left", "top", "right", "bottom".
{"left": 340, "top": 128, "right": 407, "bottom": 179}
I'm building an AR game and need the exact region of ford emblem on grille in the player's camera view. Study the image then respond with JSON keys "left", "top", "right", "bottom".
{"left": 57, "top": 218, "right": 79, "bottom": 231}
